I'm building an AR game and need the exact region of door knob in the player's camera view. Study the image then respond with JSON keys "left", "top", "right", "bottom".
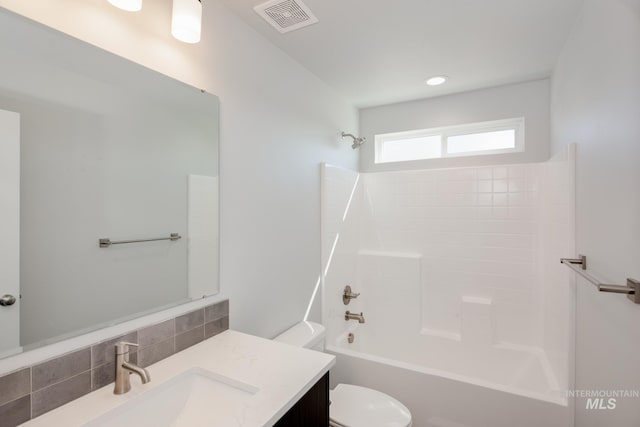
{"left": 0, "top": 295, "right": 16, "bottom": 306}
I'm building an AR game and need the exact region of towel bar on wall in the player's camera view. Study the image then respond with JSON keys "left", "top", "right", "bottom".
{"left": 99, "top": 233, "right": 182, "bottom": 248}
{"left": 560, "top": 255, "right": 640, "bottom": 304}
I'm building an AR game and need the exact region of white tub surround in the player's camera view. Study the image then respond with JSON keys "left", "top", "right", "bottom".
{"left": 321, "top": 147, "right": 576, "bottom": 426}
{"left": 21, "top": 330, "right": 335, "bottom": 427}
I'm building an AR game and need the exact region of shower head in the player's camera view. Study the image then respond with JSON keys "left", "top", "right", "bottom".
{"left": 342, "top": 132, "right": 366, "bottom": 149}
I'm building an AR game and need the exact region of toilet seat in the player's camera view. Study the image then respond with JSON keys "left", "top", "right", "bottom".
{"left": 329, "top": 384, "right": 412, "bottom": 427}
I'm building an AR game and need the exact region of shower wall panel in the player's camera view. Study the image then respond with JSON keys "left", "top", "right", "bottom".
{"left": 360, "top": 165, "right": 543, "bottom": 347}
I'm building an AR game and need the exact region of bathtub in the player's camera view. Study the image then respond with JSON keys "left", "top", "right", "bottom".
{"left": 326, "top": 327, "right": 573, "bottom": 427}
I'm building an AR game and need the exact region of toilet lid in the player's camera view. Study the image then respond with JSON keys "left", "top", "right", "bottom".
{"left": 330, "top": 384, "right": 412, "bottom": 427}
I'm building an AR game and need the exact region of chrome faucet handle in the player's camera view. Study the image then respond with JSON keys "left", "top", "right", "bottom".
{"left": 343, "top": 285, "right": 360, "bottom": 305}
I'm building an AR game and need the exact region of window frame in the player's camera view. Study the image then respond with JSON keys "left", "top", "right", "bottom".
{"left": 374, "top": 117, "right": 525, "bottom": 164}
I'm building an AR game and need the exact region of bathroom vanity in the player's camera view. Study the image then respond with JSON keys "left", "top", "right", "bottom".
{"left": 20, "top": 330, "right": 334, "bottom": 427}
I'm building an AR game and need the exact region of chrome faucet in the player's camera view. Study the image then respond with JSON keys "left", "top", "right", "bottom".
{"left": 342, "top": 285, "right": 360, "bottom": 305}
{"left": 114, "top": 342, "right": 150, "bottom": 395}
{"left": 345, "top": 311, "right": 365, "bottom": 324}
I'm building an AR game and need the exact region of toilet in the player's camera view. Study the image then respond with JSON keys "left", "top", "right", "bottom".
{"left": 274, "top": 321, "right": 412, "bottom": 427}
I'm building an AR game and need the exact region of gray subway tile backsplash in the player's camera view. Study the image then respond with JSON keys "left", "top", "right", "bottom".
{"left": 138, "top": 319, "right": 175, "bottom": 347}
{"left": 32, "top": 371, "right": 92, "bottom": 418}
{"left": 205, "top": 299, "right": 229, "bottom": 322}
{"left": 138, "top": 337, "right": 175, "bottom": 368}
{"left": 0, "top": 367, "right": 30, "bottom": 406}
{"left": 92, "top": 362, "right": 116, "bottom": 392}
{"left": 0, "top": 395, "right": 31, "bottom": 427}
{"left": 175, "top": 308, "right": 205, "bottom": 334}
{"left": 205, "top": 316, "right": 230, "bottom": 339}
{"left": 32, "top": 348, "right": 91, "bottom": 391}
{"left": 0, "top": 299, "right": 228, "bottom": 427}
{"left": 175, "top": 325, "right": 205, "bottom": 353}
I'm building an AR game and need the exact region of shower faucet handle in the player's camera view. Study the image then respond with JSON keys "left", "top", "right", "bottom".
{"left": 343, "top": 285, "right": 360, "bottom": 305}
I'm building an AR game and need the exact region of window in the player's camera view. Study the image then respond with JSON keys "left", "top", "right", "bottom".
{"left": 374, "top": 117, "right": 525, "bottom": 164}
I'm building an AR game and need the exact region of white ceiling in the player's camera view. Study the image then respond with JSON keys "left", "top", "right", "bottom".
{"left": 217, "top": 0, "right": 585, "bottom": 108}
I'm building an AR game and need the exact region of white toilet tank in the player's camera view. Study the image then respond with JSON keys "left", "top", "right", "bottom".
{"left": 273, "top": 321, "right": 326, "bottom": 351}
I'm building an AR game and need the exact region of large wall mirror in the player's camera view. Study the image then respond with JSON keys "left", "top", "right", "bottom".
{"left": 0, "top": 9, "right": 220, "bottom": 359}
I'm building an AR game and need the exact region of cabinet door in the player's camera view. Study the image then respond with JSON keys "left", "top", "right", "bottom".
{"left": 274, "top": 372, "right": 329, "bottom": 427}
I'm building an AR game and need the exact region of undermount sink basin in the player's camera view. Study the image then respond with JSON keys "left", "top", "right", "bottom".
{"left": 83, "top": 368, "right": 260, "bottom": 427}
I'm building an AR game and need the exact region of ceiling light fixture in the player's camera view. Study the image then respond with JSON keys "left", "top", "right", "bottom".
{"left": 426, "top": 76, "right": 448, "bottom": 86}
{"left": 172, "top": 0, "right": 203, "bottom": 44}
{"left": 107, "top": 0, "right": 142, "bottom": 12}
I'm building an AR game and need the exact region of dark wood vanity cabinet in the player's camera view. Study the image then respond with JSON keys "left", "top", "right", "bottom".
{"left": 274, "top": 372, "right": 329, "bottom": 427}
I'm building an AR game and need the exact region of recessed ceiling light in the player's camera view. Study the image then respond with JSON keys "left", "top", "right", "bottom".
{"left": 426, "top": 76, "right": 448, "bottom": 86}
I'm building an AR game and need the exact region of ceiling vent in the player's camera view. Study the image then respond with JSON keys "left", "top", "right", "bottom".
{"left": 254, "top": 0, "right": 319, "bottom": 34}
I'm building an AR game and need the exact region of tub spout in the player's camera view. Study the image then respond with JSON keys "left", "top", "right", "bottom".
{"left": 345, "top": 311, "right": 365, "bottom": 324}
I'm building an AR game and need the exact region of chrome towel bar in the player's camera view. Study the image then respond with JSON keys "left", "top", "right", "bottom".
{"left": 560, "top": 255, "right": 640, "bottom": 304}
{"left": 99, "top": 233, "right": 182, "bottom": 248}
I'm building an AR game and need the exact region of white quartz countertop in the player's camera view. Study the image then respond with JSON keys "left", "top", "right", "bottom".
{"left": 21, "top": 330, "right": 335, "bottom": 427}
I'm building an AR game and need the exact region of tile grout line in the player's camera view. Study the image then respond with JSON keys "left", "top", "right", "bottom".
{"left": 31, "top": 357, "right": 92, "bottom": 393}
{"left": 90, "top": 349, "right": 94, "bottom": 392}
{"left": 29, "top": 366, "right": 33, "bottom": 420}
{"left": 0, "top": 391, "right": 31, "bottom": 411}
{"left": 31, "top": 369, "right": 92, "bottom": 395}
{"left": 207, "top": 313, "right": 229, "bottom": 323}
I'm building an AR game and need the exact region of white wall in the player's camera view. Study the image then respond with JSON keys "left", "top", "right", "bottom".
{"left": 359, "top": 79, "right": 550, "bottom": 172}
{"left": 551, "top": 0, "right": 640, "bottom": 425}
{"left": 0, "top": 1, "right": 358, "bottom": 339}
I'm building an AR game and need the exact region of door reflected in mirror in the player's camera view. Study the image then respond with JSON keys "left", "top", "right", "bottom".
{"left": 0, "top": 9, "right": 220, "bottom": 358}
